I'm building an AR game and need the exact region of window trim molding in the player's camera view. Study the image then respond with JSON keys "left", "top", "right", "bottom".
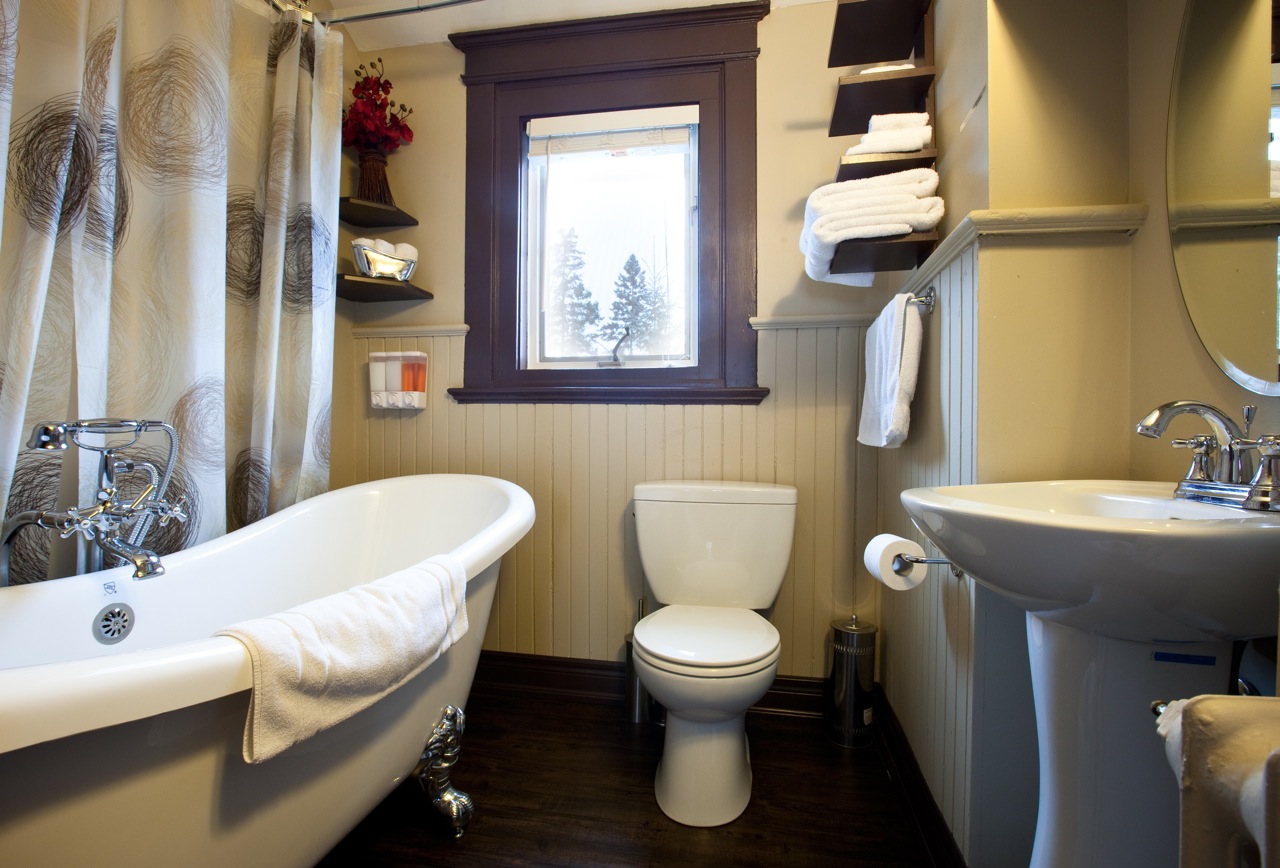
{"left": 448, "top": 1, "right": 770, "bottom": 405}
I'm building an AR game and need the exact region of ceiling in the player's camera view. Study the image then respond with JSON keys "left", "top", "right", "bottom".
{"left": 313, "top": 0, "right": 824, "bottom": 52}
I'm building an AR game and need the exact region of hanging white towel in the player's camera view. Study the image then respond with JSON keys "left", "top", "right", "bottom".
{"left": 868, "top": 112, "right": 930, "bottom": 132}
{"left": 215, "top": 554, "right": 470, "bottom": 763}
{"left": 858, "top": 294, "right": 923, "bottom": 448}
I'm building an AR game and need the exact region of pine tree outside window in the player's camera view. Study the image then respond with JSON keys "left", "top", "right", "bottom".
{"left": 524, "top": 108, "right": 698, "bottom": 370}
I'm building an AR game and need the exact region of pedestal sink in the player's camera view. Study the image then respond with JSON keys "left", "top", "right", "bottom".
{"left": 901, "top": 480, "right": 1280, "bottom": 868}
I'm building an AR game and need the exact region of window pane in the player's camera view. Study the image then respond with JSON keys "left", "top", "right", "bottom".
{"left": 524, "top": 108, "right": 698, "bottom": 370}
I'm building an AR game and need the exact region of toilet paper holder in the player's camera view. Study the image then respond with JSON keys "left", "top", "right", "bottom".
{"left": 893, "top": 551, "right": 962, "bottom": 579}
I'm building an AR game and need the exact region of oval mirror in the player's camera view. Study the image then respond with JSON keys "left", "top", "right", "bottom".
{"left": 1167, "top": 0, "right": 1280, "bottom": 395}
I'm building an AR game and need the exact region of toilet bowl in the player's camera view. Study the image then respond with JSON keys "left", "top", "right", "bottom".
{"left": 630, "top": 480, "right": 797, "bottom": 827}
{"left": 633, "top": 604, "right": 781, "bottom": 826}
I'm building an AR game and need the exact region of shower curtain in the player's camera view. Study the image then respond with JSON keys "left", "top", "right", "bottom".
{"left": 0, "top": 0, "right": 342, "bottom": 583}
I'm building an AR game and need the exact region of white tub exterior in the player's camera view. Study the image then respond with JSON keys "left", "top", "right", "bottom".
{"left": 0, "top": 474, "right": 535, "bottom": 868}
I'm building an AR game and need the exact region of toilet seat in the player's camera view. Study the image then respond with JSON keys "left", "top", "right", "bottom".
{"left": 633, "top": 605, "right": 780, "bottom": 677}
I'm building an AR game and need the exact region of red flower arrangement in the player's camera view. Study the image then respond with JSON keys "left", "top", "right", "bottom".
{"left": 341, "top": 58, "right": 414, "bottom": 154}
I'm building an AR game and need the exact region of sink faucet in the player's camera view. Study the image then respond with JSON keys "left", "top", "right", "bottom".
{"left": 0, "top": 419, "right": 186, "bottom": 587}
{"left": 1135, "top": 400, "right": 1256, "bottom": 485}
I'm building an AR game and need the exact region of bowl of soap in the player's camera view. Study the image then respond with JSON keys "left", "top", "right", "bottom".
{"left": 352, "top": 238, "right": 417, "bottom": 281}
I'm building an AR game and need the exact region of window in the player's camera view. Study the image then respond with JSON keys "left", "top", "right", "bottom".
{"left": 449, "top": 2, "right": 770, "bottom": 404}
{"left": 525, "top": 107, "right": 699, "bottom": 371}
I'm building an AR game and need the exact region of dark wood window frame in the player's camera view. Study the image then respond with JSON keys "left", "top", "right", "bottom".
{"left": 448, "top": 1, "right": 770, "bottom": 405}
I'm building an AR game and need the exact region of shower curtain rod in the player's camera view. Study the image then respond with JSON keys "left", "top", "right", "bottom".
{"left": 270, "top": 0, "right": 486, "bottom": 27}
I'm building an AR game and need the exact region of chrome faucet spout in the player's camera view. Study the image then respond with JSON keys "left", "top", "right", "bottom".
{"left": 95, "top": 534, "right": 165, "bottom": 579}
{"left": 1135, "top": 400, "right": 1255, "bottom": 484}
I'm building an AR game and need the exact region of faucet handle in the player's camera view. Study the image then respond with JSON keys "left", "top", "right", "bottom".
{"left": 1243, "top": 405, "right": 1257, "bottom": 437}
{"left": 1172, "top": 435, "right": 1217, "bottom": 482}
{"left": 1243, "top": 435, "right": 1280, "bottom": 510}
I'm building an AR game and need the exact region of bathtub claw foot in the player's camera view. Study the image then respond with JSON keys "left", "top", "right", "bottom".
{"left": 414, "top": 705, "right": 474, "bottom": 838}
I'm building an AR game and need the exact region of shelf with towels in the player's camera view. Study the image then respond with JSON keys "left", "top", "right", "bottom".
{"left": 822, "top": 0, "right": 937, "bottom": 277}
{"left": 837, "top": 148, "right": 937, "bottom": 182}
{"left": 829, "top": 66, "right": 935, "bottom": 138}
{"left": 829, "top": 231, "right": 937, "bottom": 275}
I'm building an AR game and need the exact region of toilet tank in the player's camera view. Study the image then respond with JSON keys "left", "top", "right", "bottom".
{"left": 633, "top": 480, "right": 797, "bottom": 608}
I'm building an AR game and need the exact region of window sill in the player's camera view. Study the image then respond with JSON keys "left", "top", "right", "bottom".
{"left": 448, "top": 385, "right": 769, "bottom": 405}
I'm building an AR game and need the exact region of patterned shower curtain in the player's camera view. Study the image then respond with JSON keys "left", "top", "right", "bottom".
{"left": 0, "top": 0, "right": 342, "bottom": 583}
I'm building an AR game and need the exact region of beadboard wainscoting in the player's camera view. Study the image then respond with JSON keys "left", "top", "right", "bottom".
{"left": 336, "top": 316, "right": 880, "bottom": 679}
{"left": 878, "top": 239, "right": 981, "bottom": 857}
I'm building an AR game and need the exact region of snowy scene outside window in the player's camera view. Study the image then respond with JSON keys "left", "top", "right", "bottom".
{"left": 523, "top": 106, "right": 699, "bottom": 370}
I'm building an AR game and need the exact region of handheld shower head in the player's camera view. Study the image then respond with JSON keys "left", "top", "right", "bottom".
{"left": 27, "top": 422, "right": 70, "bottom": 451}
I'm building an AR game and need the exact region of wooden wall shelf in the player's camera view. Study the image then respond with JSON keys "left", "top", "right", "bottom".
{"left": 837, "top": 149, "right": 937, "bottom": 182}
{"left": 829, "top": 66, "right": 935, "bottom": 137}
{"left": 828, "top": 0, "right": 932, "bottom": 68}
{"left": 822, "top": 0, "right": 937, "bottom": 275}
{"left": 830, "top": 232, "right": 937, "bottom": 274}
{"left": 338, "top": 197, "right": 419, "bottom": 228}
{"left": 337, "top": 274, "right": 433, "bottom": 303}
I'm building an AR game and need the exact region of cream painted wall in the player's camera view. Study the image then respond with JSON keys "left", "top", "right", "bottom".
{"left": 934, "top": 0, "right": 989, "bottom": 230}
{"left": 987, "top": 0, "right": 1129, "bottom": 208}
{"left": 975, "top": 238, "right": 1132, "bottom": 482}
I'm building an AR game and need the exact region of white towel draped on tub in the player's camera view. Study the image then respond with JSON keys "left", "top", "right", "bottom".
{"left": 858, "top": 294, "right": 923, "bottom": 448}
{"left": 215, "top": 554, "right": 469, "bottom": 763}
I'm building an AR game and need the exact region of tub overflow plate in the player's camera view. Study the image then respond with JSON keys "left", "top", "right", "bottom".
{"left": 93, "top": 603, "right": 136, "bottom": 644}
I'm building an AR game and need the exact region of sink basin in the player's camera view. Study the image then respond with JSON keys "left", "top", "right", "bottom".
{"left": 900, "top": 479, "right": 1280, "bottom": 643}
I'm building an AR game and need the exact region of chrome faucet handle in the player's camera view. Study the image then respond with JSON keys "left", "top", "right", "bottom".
{"left": 1243, "top": 405, "right": 1257, "bottom": 437}
{"left": 153, "top": 495, "right": 188, "bottom": 526}
{"left": 1243, "top": 435, "right": 1280, "bottom": 511}
{"left": 1172, "top": 435, "right": 1217, "bottom": 482}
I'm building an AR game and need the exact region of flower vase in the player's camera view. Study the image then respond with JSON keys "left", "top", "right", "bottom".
{"left": 356, "top": 149, "right": 395, "bottom": 207}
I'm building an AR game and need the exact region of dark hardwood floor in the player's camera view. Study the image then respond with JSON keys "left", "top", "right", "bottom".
{"left": 318, "top": 680, "right": 935, "bottom": 867}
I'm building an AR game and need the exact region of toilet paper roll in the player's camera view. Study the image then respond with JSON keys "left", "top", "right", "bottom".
{"left": 864, "top": 533, "right": 927, "bottom": 591}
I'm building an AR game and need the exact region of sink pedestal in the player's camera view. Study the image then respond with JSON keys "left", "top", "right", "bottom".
{"left": 1026, "top": 614, "right": 1231, "bottom": 868}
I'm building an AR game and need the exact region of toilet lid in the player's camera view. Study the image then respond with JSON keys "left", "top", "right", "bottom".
{"left": 633, "top": 605, "right": 780, "bottom": 668}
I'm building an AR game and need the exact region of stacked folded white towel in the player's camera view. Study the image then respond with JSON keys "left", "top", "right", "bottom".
{"left": 216, "top": 554, "right": 469, "bottom": 763}
{"left": 799, "top": 167, "right": 944, "bottom": 286}
{"left": 846, "top": 112, "right": 933, "bottom": 156}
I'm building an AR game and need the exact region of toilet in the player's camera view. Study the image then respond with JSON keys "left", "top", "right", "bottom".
{"left": 630, "top": 480, "right": 797, "bottom": 827}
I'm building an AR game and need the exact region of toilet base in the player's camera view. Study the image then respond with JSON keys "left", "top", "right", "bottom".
{"left": 654, "top": 711, "right": 752, "bottom": 826}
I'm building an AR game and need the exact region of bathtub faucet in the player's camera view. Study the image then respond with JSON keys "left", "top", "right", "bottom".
{"left": 0, "top": 419, "right": 186, "bottom": 586}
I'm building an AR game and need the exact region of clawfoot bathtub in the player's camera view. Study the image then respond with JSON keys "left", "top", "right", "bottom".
{"left": 0, "top": 474, "right": 534, "bottom": 867}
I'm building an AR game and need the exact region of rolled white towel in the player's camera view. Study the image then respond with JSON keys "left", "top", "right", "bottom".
{"left": 393, "top": 242, "right": 418, "bottom": 261}
{"left": 846, "top": 126, "right": 933, "bottom": 156}
{"left": 869, "top": 112, "right": 930, "bottom": 132}
{"left": 372, "top": 238, "right": 395, "bottom": 255}
{"left": 352, "top": 237, "right": 375, "bottom": 248}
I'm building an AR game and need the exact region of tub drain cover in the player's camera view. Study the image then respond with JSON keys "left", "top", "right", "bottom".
{"left": 93, "top": 603, "right": 135, "bottom": 644}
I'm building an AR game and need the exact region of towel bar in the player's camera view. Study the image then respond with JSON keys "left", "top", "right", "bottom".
{"left": 907, "top": 286, "right": 935, "bottom": 315}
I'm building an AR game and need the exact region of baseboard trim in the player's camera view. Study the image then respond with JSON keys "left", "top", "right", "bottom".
{"left": 874, "top": 690, "right": 969, "bottom": 868}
